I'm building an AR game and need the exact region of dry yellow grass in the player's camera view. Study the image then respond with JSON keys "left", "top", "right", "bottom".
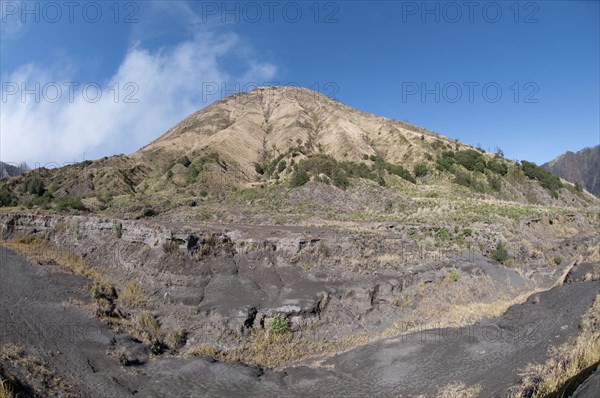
{"left": 384, "top": 275, "right": 537, "bottom": 335}
{"left": 384, "top": 259, "right": 577, "bottom": 338}
{"left": 119, "top": 281, "right": 150, "bottom": 308}
{"left": 132, "top": 311, "right": 163, "bottom": 348}
{"left": 431, "top": 381, "right": 482, "bottom": 398}
{"left": 185, "top": 329, "right": 372, "bottom": 370}
{"left": 1, "top": 236, "right": 102, "bottom": 282}
{"left": 0, "top": 379, "right": 14, "bottom": 398}
{"left": 375, "top": 253, "right": 404, "bottom": 268}
{"left": 0, "top": 343, "right": 69, "bottom": 395}
{"left": 509, "top": 293, "right": 600, "bottom": 398}
{"left": 185, "top": 344, "right": 221, "bottom": 358}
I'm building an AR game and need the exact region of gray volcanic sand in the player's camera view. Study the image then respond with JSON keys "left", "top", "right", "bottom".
{"left": 1, "top": 248, "right": 598, "bottom": 397}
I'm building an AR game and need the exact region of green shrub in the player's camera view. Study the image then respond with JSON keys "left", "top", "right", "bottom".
{"left": 462, "top": 228, "right": 473, "bottom": 237}
{"left": 487, "top": 173, "right": 502, "bottom": 192}
{"left": 448, "top": 269, "right": 460, "bottom": 282}
{"left": 254, "top": 163, "right": 265, "bottom": 175}
{"left": 454, "top": 169, "right": 473, "bottom": 187}
{"left": 490, "top": 242, "right": 509, "bottom": 264}
{"left": 185, "top": 151, "right": 222, "bottom": 183}
{"left": 112, "top": 220, "right": 123, "bottom": 239}
{"left": 331, "top": 168, "right": 349, "bottom": 189}
{"left": 487, "top": 159, "right": 508, "bottom": 175}
{"left": 290, "top": 169, "right": 310, "bottom": 187}
{"left": 436, "top": 151, "right": 456, "bottom": 172}
{"left": 414, "top": 163, "right": 429, "bottom": 177}
{"left": 23, "top": 176, "right": 45, "bottom": 196}
{"left": 435, "top": 227, "right": 452, "bottom": 242}
{"left": 0, "top": 188, "right": 16, "bottom": 207}
{"left": 55, "top": 196, "right": 86, "bottom": 211}
{"left": 521, "top": 160, "right": 563, "bottom": 196}
{"left": 292, "top": 154, "right": 350, "bottom": 189}
{"left": 176, "top": 156, "right": 191, "bottom": 167}
{"left": 70, "top": 220, "right": 82, "bottom": 240}
{"left": 454, "top": 149, "right": 486, "bottom": 173}
{"left": 554, "top": 256, "right": 563, "bottom": 266}
{"left": 269, "top": 315, "right": 290, "bottom": 335}
{"left": 26, "top": 191, "right": 53, "bottom": 209}
{"left": 342, "top": 161, "right": 375, "bottom": 179}
{"left": 384, "top": 162, "right": 415, "bottom": 183}
{"left": 277, "top": 160, "right": 287, "bottom": 173}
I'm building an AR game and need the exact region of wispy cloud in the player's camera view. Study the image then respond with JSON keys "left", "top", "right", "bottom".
{"left": 0, "top": 1, "right": 277, "bottom": 166}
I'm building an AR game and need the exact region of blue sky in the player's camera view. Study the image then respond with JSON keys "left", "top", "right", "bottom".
{"left": 1, "top": 0, "right": 598, "bottom": 167}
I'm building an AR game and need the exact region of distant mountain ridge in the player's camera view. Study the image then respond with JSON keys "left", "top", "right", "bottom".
{"left": 543, "top": 145, "right": 599, "bottom": 197}
{"left": 0, "top": 161, "right": 28, "bottom": 179}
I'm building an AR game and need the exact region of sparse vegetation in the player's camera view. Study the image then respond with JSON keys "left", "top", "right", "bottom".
{"left": 447, "top": 269, "right": 460, "bottom": 282}
{"left": 133, "top": 311, "right": 164, "bottom": 353}
{"left": 432, "top": 381, "right": 482, "bottom": 398}
{"left": 184, "top": 151, "right": 223, "bottom": 184}
{"left": 165, "top": 329, "right": 187, "bottom": 350}
{"left": 269, "top": 315, "right": 290, "bottom": 335}
{"left": 23, "top": 176, "right": 45, "bottom": 196}
{"left": 55, "top": 196, "right": 87, "bottom": 211}
{"left": 90, "top": 280, "right": 118, "bottom": 317}
{"left": 487, "top": 158, "right": 508, "bottom": 175}
{"left": 0, "top": 189, "right": 16, "bottom": 207}
{"left": 487, "top": 173, "right": 503, "bottom": 192}
{"left": 70, "top": 220, "right": 81, "bottom": 240}
{"left": 384, "top": 162, "right": 415, "bottom": 183}
{"left": 112, "top": 220, "right": 122, "bottom": 238}
{"left": 553, "top": 256, "right": 562, "bottom": 266}
{"left": 289, "top": 169, "right": 310, "bottom": 187}
{"left": 414, "top": 163, "right": 429, "bottom": 178}
{"left": 0, "top": 344, "right": 70, "bottom": 396}
{"left": 521, "top": 160, "right": 563, "bottom": 198}
{"left": 0, "top": 378, "right": 14, "bottom": 398}
{"left": 454, "top": 149, "right": 486, "bottom": 173}
{"left": 490, "top": 242, "right": 509, "bottom": 264}
{"left": 119, "top": 281, "right": 149, "bottom": 308}
{"left": 454, "top": 169, "right": 484, "bottom": 192}
{"left": 162, "top": 240, "right": 180, "bottom": 254}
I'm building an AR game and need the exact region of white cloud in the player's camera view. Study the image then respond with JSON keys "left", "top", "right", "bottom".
{"left": 0, "top": 32, "right": 277, "bottom": 166}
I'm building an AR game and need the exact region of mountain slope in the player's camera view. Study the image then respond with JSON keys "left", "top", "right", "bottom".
{"left": 130, "top": 86, "right": 457, "bottom": 193}
{"left": 135, "top": 86, "right": 445, "bottom": 174}
{"left": 0, "top": 86, "right": 597, "bottom": 215}
{"left": 543, "top": 145, "right": 600, "bottom": 197}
